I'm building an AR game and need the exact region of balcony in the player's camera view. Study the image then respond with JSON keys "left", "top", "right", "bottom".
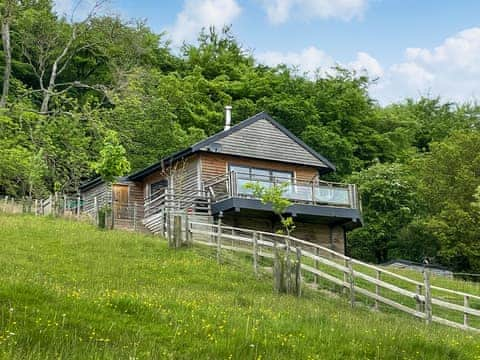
{"left": 204, "top": 172, "right": 362, "bottom": 226}
{"left": 206, "top": 172, "right": 359, "bottom": 208}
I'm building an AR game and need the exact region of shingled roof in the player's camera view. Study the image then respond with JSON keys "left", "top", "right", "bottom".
{"left": 128, "top": 111, "right": 336, "bottom": 181}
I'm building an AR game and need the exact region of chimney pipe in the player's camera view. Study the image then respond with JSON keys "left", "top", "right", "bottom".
{"left": 224, "top": 105, "right": 232, "bottom": 131}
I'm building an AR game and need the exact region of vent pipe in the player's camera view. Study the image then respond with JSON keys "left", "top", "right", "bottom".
{"left": 224, "top": 105, "right": 232, "bottom": 131}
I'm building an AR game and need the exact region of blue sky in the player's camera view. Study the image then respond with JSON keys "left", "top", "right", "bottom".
{"left": 56, "top": 0, "right": 480, "bottom": 105}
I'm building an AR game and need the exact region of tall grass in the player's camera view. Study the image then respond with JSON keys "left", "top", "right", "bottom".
{"left": 0, "top": 214, "right": 479, "bottom": 359}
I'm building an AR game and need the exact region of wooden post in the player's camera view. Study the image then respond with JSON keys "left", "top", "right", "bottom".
{"left": 311, "top": 182, "right": 315, "bottom": 205}
{"left": 63, "top": 195, "right": 67, "bottom": 216}
{"left": 185, "top": 213, "right": 191, "bottom": 246}
{"left": 173, "top": 215, "right": 182, "bottom": 248}
{"left": 295, "top": 246, "right": 302, "bottom": 297}
{"left": 133, "top": 202, "right": 137, "bottom": 231}
{"left": 3, "top": 196, "right": 7, "bottom": 212}
{"left": 216, "top": 217, "right": 222, "bottom": 264}
{"left": 253, "top": 232, "right": 259, "bottom": 277}
{"left": 94, "top": 197, "right": 98, "bottom": 225}
{"left": 348, "top": 259, "right": 355, "bottom": 307}
{"left": 415, "top": 284, "right": 423, "bottom": 313}
{"left": 273, "top": 241, "right": 281, "bottom": 293}
{"left": 40, "top": 199, "right": 44, "bottom": 215}
{"left": 423, "top": 269, "right": 432, "bottom": 324}
{"left": 314, "top": 247, "right": 319, "bottom": 286}
{"left": 343, "top": 258, "right": 348, "bottom": 294}
{"left": 34, "top": 199, "right": 38, "bottom": 216}
{"left": 76, "top": 196, "right": 80, "bottom": 219}
{"left": 375, "top": 270, "right": 381, "bottom": 311}
{"left": 54, "top": 192, "right": 59, "bottom": 216}
{"left": 47, "top": 195, "right": 52, "bottom": 215}
{"left": 464, "top": 295, "right": 469, "bottom": 328}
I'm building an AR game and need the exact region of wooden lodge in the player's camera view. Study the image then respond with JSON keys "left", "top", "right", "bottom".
{"left": 79, "top": 109, "right": 362, "bottom": 253}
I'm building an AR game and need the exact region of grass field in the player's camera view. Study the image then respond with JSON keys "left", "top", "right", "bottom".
{"left": 0, "top": 214, "right": 479, "bottom": 359}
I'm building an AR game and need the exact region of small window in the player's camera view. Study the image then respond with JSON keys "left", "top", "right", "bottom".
{"left": 229, "top": 165, "right": 293, "bottom": 189}
{"left": 150, "top": 179, "right": 168, "bottom": 200}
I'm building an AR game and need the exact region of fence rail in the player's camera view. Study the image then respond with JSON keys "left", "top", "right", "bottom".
{"left": 185, "top": 219, "right": 480, "bottom": 333}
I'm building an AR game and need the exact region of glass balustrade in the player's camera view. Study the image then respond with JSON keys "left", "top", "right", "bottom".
{"left": 233, "top": 175, "right": 353, "bottom": 208}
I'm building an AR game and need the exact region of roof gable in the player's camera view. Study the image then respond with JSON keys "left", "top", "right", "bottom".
{"left": 128, "top": 111, "right": 335, "bottom": 180}
{"left": 198, "top": 115, "right": 331, "bottom": 169}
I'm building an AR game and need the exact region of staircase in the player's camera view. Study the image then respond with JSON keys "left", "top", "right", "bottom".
{"left": 143, "top": 189, "right": 213, "bottom": 235}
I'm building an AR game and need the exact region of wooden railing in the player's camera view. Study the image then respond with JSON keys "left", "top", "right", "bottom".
{"left": 204, "top": 172, "right": 360, "bottom": 209}
{"left": 184, "top": 219, "right": 480, "bottom": 332}
{"left": 144, "top": 189, "right": 211, "bottom": 219}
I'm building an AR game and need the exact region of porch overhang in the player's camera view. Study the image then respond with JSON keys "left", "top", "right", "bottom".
{"left": 211, "top": 197, "right": 363, "bottom": 230}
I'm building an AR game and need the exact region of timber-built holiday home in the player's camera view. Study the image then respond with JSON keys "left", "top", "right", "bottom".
{"left": 79, "top": 107, "right": 362, "bottom": 253}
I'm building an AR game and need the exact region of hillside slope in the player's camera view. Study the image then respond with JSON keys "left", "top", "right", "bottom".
{"left": 0, "top": 214, "right": 478, "bottom": 359}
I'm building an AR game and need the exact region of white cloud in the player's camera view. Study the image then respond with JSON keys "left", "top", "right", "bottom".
{"left": 260, "top": 0, "right": 369, "bottom": 24}
{"left": 257, "top": 47, "right": 383, "bottom": 79}
{"left": 168, "top": 0, "right": 242, "bottom": 46}
{"left": 374, "top": 27, "right": 480, "bottom": 104}
{"left": 258, "top": 27, "right": 480, "bottom": 104}
{"left": 348, "top": 51, "right": 383, "bottom": 78}
{"left": 257, "top": 46, "right": 336, "bottom": 77}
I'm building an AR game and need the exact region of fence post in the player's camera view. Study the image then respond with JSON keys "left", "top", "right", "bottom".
{"left": 40, "top": 199, "right": 44, "bottom": 215}
{"left": 295, "top": 246, "right": 302, "bottom": 297}
{"left": 253, "top": 232, "right": 259, "bottom": 277}
{"left": 216, "top": 217, "right": 222, "bottom": 264}
{"left": 273, "top": 241, "right": 282, "bottom": 293}
{"left": 63, "top": 195, "right": 67, "bottom": 216}
{"left": 314, "top": 247, "right": 319, "bottom": 286}
{"left": 348, "top": 258, "right": 355, "bottom": 307}
{"left": 423, "top": 269, "right": 432, "bottom": 324}
{"left": 48, "top": 195, "right": 52, "bottom": 215}
{"left": 285, "top": 239, "right": 292, "bottom": 294}
{"left": 375, "top": 270, "right": 381, "bottom": 311}
{"left": 76, "top": 196, "right": 80, "bottom": 219}
{"left": 54, "top": 192, "right": 59, "bottom": 216}
{"left": 3, "top": 196, "right": 7, "bottom": 212}
{"left": 185, "top": 213, "right": 191, "bottom": 246}
{"left": 34, "top": 199, "right": 38, "bottom": 216}
{"left": 464, "top": 295, "right": 469, "bottom": 328}
{"left": 94, "top": 197, "right": 98, "bottom": 225}
{"left": 173, "top": 215, "right": 182, "bottom": 248}
{"left": 415, "top": 284, "right": 423, "bottom": 313}
{"left": 133, "top": 202, "right": 137, "bottom": 231}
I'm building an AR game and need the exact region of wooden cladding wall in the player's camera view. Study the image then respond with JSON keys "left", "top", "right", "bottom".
{"left": 222, "top": 214, "right": 345, "bottom": 253}
{"left": 81, "top": 182, "right": 111, "bottom": 217}
{"left": 140, "top": 154, "right": 201, "bottom": 198}
{"left": 199, "top": 152, "right": 319, "bottom": 183}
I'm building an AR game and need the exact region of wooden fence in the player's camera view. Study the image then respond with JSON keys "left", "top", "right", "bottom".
{"left": 1, "top": 194, "right": 83, "bottom": 218}
{"left": 182, "top": 218, "right": 480, "bottom": 333}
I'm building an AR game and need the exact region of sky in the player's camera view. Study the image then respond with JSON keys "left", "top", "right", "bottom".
{"left": 54, "top": 0, "right": 480, "bottom": 105}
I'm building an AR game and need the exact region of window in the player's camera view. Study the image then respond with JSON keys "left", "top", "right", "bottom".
{"left": 150, "top": 179, "right": 168, "bottom": 200}
{"left": 229, "top": 165, "right": 293, "bottom": 195}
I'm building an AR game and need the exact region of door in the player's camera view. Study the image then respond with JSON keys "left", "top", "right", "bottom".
{"left": 113, "top": 184, "right": 129, "bottom": 219}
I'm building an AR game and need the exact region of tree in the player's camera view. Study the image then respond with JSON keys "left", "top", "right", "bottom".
{"left": 91, "top": 130, "right": 130, "bottom": 183}
{"left": 414, "top": 131, "right": 480, "bottom": 271}
{"left": 347, "top": 163, "right": 420, "bottom": 263}
{"left": 0, "top": 0, "right": 15, "bottom": 107}
{"left": 244, "top": 181, "right": 295, "bottom": 236}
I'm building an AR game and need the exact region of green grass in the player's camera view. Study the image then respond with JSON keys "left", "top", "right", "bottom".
{"left": 0, "top": 214, "right": 479, "bottom": 359}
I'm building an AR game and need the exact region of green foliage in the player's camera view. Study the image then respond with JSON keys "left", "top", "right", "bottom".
{"left": 347, "top": 163, "right": 420, "bottom": 263}
{"left": 244, "top": 181, "right": 295, "bottom": 236}
{"left": 414, "top": 131, "right": 480, "bottom": 271}
{"left": 91, "top": 130, "right": 130, "bottom": 183}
